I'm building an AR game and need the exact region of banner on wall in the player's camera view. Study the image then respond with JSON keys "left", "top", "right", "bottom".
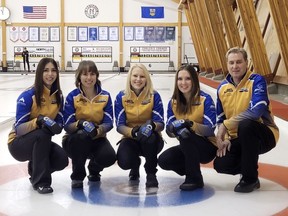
{"left": 23, "top": 6, "right": 47, "bottom": 19}
{"left": 144, "top": 26, "right": 155, "bottom": 42}
{"left": 19, "top": 27, "right": 29, "bottom": 42}
{"left": 141, "top": 6, "right": 164, "bottom": 19}
{"left": 10, "top": 27, "right": 19, "bottom": 42}
{"left": 130, "top": 46, "right": 170, "bottom": 63}
{"left": 14, "top": 46, "right": 54, "bottom": 63}
{"left": 72, "top": 46, "right": 112, "bottom": 63}
{"left": 165, "top": 27, "right": 175, "bottom": 41}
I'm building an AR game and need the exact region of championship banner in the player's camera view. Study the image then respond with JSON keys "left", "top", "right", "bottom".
{"left": 72, "top": 46, "right": 112, "bottom": 63}
{"left": 19, "top": 27, "right": 29, "bottom": 42}
{"left": 10, "top": 27, "right": 19, "bottom": 42}
{"left": 165, "top": 27, "right": 175, "bottom": 41}
{"left": 130, "top": 46, "right": 170, "bottom": 63}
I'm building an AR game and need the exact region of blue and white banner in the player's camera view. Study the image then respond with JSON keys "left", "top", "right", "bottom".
{"left": 141, "top": 6, "right": 164, "bottom": 19}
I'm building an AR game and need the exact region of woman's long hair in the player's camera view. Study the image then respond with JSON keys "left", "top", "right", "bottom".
{"left": 172, "top": 64, "right": 200, "bottom": 114}
{"left": 34, "top": 58, "right": 62, "bottom": 108}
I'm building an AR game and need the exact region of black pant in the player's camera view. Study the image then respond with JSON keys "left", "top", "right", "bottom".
{"left": 8, "top": 129, "right": 68, "bottom": 188}
{"left": 23, "top": 57, "right": 30, "bottom": 71}
{"left": 117, "top": 132, "right": 164, "bottom": 175}
{"left": 158, "top": 132, "right": 217, "bottom": 182}
{"left": 62, "top": 133, "right": 116, "bottom": 181}
{"left": 213, "top": 119, "right": 276, "bottom": 182}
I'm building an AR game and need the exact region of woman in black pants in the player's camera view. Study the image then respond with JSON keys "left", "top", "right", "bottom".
{"left": 8, "top": 57, "right": 68, "bottom": 194}
{"left": 114, "top": 63, "right": 164, "bottom": 188}
{"left": 158, "top": 64, "right": 217, "bottom": 191}
{"left": 62, "top": 60, "right": 116, "bottom": 188}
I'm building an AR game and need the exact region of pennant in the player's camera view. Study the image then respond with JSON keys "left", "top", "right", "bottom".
{"left": 10, "top": 26, "right": 19, "bottom": 42}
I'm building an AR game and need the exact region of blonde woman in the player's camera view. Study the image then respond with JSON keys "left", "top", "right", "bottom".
{"left": 114, "top": 63, "right": 164, "bottom": 188}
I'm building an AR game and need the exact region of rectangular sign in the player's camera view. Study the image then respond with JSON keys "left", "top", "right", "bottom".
{"left": 130, "top": 46, "right": 170, "bottom": 63}
{"left": 14, "top": 46, "right": 54, "bottom": 63}
{"left": 72, "top": 46, "right": 112, "bottom": 63}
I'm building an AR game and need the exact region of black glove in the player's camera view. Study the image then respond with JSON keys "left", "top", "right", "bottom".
{"left": 136, "top": 120, "right": 156, "bottom": 144}
{"left": 131, "top": 126, "right": 140, "bottom": 138}
{"left": 167, "top": 119, "right": 193, "bottom": 139}
{"left": 36, "top": 115, "right": 62, "bottom": 135}
{"left": 77, "top": 120, "right": 98, "bottom": 138}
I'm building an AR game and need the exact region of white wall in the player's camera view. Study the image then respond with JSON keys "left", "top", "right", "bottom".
{"left": 1, "top": 0, "right": 195, "bottom": 71}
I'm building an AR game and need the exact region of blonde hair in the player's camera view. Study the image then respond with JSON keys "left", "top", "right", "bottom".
{"left": 125, "top": 63, "right": 154, "bottom": 99}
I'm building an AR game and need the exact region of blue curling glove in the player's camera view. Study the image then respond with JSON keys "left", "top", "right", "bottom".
{"left": 77, "top": 120, "right": 98, "bottom": 138}
{"left": 36, "top": 115, "right": 62, "bottom": 135}
{"left": 136, "top": 120, "right": 156, "bottom": 144}
{"left": 167, "top": 119, "right": 193, "bottom": 139}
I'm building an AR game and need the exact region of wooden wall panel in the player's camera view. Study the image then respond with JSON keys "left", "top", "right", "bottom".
{"left": 268, "top": 0, "right": 288, "bottom": 79}
{"left": 217, "top": 0, "right": 241, "bottom": 49}
{"left": 179, "top": 0, "right": 288, "bottom": 86}
{"left": 195, "top": 0, "right": 222, "bottom": 74}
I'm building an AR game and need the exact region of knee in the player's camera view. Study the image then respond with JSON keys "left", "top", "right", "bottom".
{"left": 213, "top": 157, "right": 240, "bottom": 175}
{"left": 238, "top": 119, "right": 255, "bottom": 133}
{"left": 158, "top": 153, "right": 169, "bottom": 170}
{"left": 36, "top": 129, "right": 51, "bottom": 141}
{"left": 117, "top": 160, "right": 129, "bottom": 170}
{"left": 59, "top": 156, "right": 69, "bottom": 170}
{"left": 105, "top": 154, "right": 116, "bottom": 167}
{"left": 117, "top": 154, "right": 130, "bottom": 170}
{"left": 213, "top": 158, "right": 225, "bottom": 173}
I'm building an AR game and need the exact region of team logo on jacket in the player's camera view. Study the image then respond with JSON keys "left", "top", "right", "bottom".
{"left": 125, "top": 100, "right": 134, "bottom": 104}
{"left": 254, "top": 84, "right": 265, "bottom": 95}
{"left": 17, "top": 97, "right": 26, "bottom": 105}
{"left": 78, "top": 98, "right": 87, "bottom": 104}
{"left": 239, "top": 88, "right": 248, "bottom": 92}
{"left": 141, "top": 99, "right": 151, "bottom": 105}
{"left": 94, "top": 99, "right": 106, "bottom": 103}
{"left": 224, "top": 88, "right": 233, "bottom": 94}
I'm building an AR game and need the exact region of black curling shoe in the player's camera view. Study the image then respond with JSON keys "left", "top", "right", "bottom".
{"left": 129, "top": 169, "right": 140, "bottom": 181}
{"left": 34, "top": 185, "right": 53, "bottom": 194}
{"left": 179, "top": 181, "right": 204, "bottom": 191}
{"left": 145, "top": 174, "right": 158, "bottom": 188}
{"left": 234, "top": 179, "right": 260, "bottom": 193}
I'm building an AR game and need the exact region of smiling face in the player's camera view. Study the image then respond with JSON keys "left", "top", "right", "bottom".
{"left": 227, "top": 52, "right": 248, "bottom": 85}
{"left": 42, "top": 62, "right": 57, "bottom": 89}
{"left": 80, "top": 70, "right": 97, "bottom": 90}
{"left": 177, "top": 69, "right": 192, "bottom": 99}
{"left": 130, "top": 67, "right": 146, "bottom": 95}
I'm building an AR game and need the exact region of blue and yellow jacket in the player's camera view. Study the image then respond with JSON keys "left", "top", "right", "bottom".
{"left": 114, "top": 89, "right": 164, "bottom": 138}
{"left": 217, "top": 70, "right": 279, "bottom": 142}
{"left": 63, "top": 84, "right": 113, "bottom": 138}
{"left": 166, "top": 90, "right": 217, "bottom": 146}
{"left": 8, "top": 86, "right": 63, "bottom": 144}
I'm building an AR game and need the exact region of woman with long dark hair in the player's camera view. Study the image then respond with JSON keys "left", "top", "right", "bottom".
{"left": 8, "top": 57, "right": 68, "bottom": 194}
{"left": 158, "top": 64, "right": 217, "bottom": 191}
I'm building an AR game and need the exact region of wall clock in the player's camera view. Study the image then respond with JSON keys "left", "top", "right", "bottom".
{"left": 0, "top": 7, "right": 10, "bottom": 21}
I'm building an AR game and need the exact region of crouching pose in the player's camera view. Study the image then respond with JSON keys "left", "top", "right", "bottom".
{"left": 7, "top": 58, "right": 68, "bottom": 194}
{"left": 213, "top": 47, "right": 279, "bottom": 193}
{"left": 114, "top": 63, "right": 164, "bottom": 188}
{"left": 158, "top": 64, "right": 217, "bottom": 191}
{"left": 62, "top": 60, "right": 116, "bottom": 188}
